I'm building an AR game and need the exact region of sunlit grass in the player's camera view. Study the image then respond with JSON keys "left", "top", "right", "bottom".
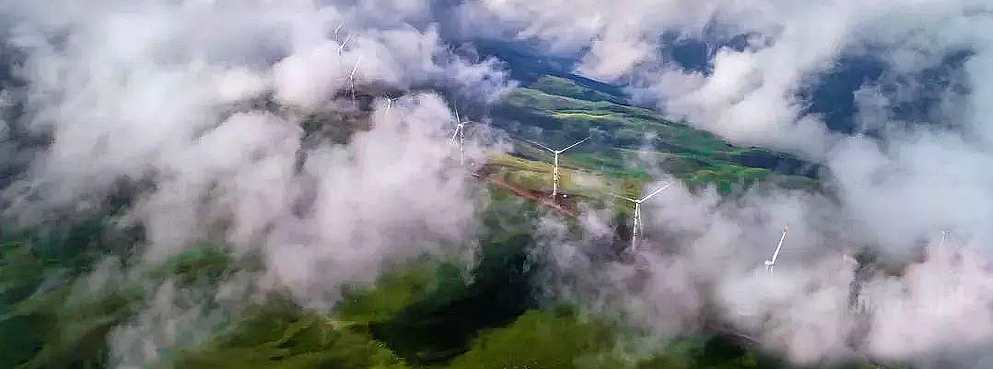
{"left": 336, "top": 259, "right": 460, "bottom": 323}
{"left": 447, "top": 310, "right": 622, "bottom": 369}
{"left": 171, "top": 300, "right": 410, "bottom": 369}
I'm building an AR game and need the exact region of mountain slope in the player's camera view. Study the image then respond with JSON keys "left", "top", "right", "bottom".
{"left": 481, "top": 64, "right": 820, "bottom": 199}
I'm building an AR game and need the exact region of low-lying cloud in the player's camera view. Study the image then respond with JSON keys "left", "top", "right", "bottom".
{"left": 0, "top": 0, "right": 511, "bottom": 365}
{"left": 5, "top": 0, "right": 993, "bottom": 367}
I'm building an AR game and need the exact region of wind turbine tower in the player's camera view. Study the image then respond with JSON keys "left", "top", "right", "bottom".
{"left": 531, "top": 137, "right": 590, "bottom": 198}
{"left": 384, "top": 95, "right": 398, "bottom": 113}
{"left": 765, "top": 226, "right": 789, "bottom": 273}
{"left": 610, "top": 183, "right": 671, "bottom": 251}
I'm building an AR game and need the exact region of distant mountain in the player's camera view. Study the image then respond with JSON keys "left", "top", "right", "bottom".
{"left": 472, "top": 40, "right": 629, "bottom": 102}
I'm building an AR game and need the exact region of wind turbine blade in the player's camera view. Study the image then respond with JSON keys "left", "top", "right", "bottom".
{"left": 338, "top": 35, "right": 352, "bottom": 52}
{"left": 640, "top": 183, "right": 672, "bottom": 202}
{"left": 525, "top": 140, "right": 555, "bottom": 153}
{"left": 558, "top": 136, "right": 590, "bottom": 153}
{"left": 451, "top": 126, "right": 461, "bottom": 140}
{"left": 607, "top": 192, "right": 639, "bottom": 203}
{"left": 454, "top": 106, "right": 461, "bottom": 124}
{"left": 349, "top": 58, "right": 361, "bottom": 78}
{"left": 770, "top": 226, "right": 788, "bottom": 263}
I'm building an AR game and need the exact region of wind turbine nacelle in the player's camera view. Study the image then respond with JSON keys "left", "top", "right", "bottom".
{"left": 764, "top": 260, "right": 774, "bottom": 266}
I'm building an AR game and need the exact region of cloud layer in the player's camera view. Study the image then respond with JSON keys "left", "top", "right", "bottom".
{"left": 5, "top": 0, "right": 993, "bottom": 367}
{"left": 0, "top": 1, "right": 510, "bottom": 365}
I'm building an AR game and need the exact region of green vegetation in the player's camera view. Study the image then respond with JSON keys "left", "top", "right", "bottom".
{"left": 636, "top": 335, "right": 766, "bottom": 369}
{"left": 0, "top": 219, "right": 139, "bottom": 369}
{"left": 0, "top": 193, "right": 891, "bottom": 369}
{"left": 336, "top": 258, "right": 464, "bottom": 323}
{"left": 150, "top": 243, "right": 237, "bottom": 286}
{"left": 171, "top": 297, "right": 410, "bottom": 369}
{"left": 448, "top": 310, "right": 624, "bottom": 369}
{"left": 529, "top": 76, "right": 623, "bottom": 104}
{"left": 166, "top": 195, "right": 540, "bottom": 368}
{"left": 487, "top": 73, "right": 820, "bottom": 198}
{"left": 0, "top": 220, "right": 245, "bottom": 369}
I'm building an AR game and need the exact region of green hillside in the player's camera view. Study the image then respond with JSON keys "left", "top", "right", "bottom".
{"left": 485, "top": 74, "right": 819, "bottom": 198}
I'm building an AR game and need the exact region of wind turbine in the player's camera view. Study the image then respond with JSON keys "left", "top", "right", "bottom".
{"left": 450, "top": 106, "right": 473, "bottom": 165}
{"left": 384, "top": 95, "right": 398, "bottom": 113}
{"left": 610, "top": 183, "right": 671, "bottom": 251}
{"left": 764, "top": 225, "right": 789, "bottom": 273}
{"left": 530, "top": 137, "right": 590, "bottom": 198}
